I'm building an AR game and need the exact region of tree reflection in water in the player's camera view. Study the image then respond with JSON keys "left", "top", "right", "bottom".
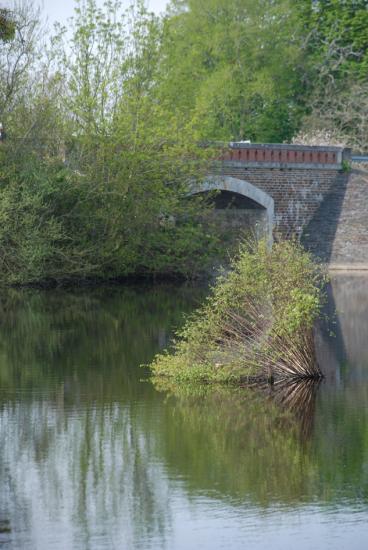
{"left": 152, "top": 376, "right": 321, "bottom": 506}
{"left": 0, "top": 285, "right": 206, "bottom": 549}
{"left": 249, "top": 378, "right": 321, "bottom": 444}
{"left": 0, "top": 282, "right": 367, "bottom": 549}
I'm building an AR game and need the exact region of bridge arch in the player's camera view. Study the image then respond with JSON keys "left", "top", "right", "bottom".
{"left": 190, "top": 176, "right": 275, "bottom": 243}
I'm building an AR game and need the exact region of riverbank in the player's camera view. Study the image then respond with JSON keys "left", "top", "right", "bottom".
{"left": 150, "top": 240, "right": 325, "bottom": 385}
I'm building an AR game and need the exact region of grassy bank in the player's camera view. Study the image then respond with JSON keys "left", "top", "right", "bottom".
{"left": 150, "top": 240, "right": 325, "bottom": 384}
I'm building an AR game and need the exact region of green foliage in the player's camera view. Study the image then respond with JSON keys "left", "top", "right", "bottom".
{"left": 0, "top": 139, "right": 220, "bottom": 284}
{"left": 0, "top": 9, "right": 15, "bottom": 41}
{"left": 157, "top": 0, "right": 305, "bottom": 142}
{"left": 304, "top": 0, "right": 368, "bottom": 79}
{"left": 150, "top": 240, "right": 324, "bottom": 383}
{"left": 296, "top": 1, "right": 368, "bottom": 148}
{"left": 341, "top": 159, "right": 352, "bottom": 172}
{"left": 2, "top": 0, "right": 366, "bottom": 286}
{"left": 0, "top": 0, "right": 223, "bottom": 285}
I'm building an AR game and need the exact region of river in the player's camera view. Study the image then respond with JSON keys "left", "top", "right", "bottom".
{"left": 0, "top": 276, "right": 367, "bottom": 549}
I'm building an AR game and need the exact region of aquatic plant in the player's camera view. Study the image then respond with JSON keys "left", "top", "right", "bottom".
{"left": 150, "top": 240, "right": 325, "bottom": 383}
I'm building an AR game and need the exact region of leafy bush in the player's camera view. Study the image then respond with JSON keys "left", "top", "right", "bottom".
{"left": 0, "top": 142, "right": 220, "bottom": 285}
{"left": 150, "top": 240, "right": 325, "bottom": 383}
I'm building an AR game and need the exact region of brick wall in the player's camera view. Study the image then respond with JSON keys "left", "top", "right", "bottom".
{"left": 213, "top": 163, "right": 348, "bottom": 238}
{"left": 302, "top": 166, "right": 368, "bottom": 267}
{"left": 219, "top": 143, "right": 346, "bottom": 166}
{"left": 202, "top": 143, "right": 364, "bottom": 266}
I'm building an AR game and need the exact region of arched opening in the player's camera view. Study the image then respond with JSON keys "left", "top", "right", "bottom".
{"left": 190, "top": 176, "right": 274, "bottom": 246}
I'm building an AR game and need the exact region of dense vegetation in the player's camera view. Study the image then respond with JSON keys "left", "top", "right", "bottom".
{"left": 0, "top": 1, "right": 222, "bottom": 284}
{"left": 0, "top": 133, "right": 221, "bottom": 284}
{"left": 296, "top": 0, "right": 368, "bottom": 149}
{"left": 151, "top": 240, "right": 324, "bottom": 383}
{"left": 0, "top": 0, "right": 367, "bottom": 284}
{"left": 0, "top": 8, "right": 15, "bottom": 41}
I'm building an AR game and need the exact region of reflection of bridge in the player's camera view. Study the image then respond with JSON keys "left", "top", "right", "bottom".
{"left": 191, "top": 143, "right": 368, "bottom": 268}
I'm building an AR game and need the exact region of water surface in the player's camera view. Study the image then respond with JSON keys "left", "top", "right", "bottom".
{"left": 0, "top": 278, "right": 367, "bottom": 549}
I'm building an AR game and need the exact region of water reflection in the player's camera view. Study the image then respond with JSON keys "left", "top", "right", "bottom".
{"left": 0, "top": 286, "right": 205, "bottom": 397}
{"left": 330, "top": 274, "right": 368, "bottom": 375}
{"left": 0, "top": 285, "right": 206, "bottom": 549}
{"left": 250, "top": 378, "right": 321, "bottom": 443}
{"left": 153, "top": 378, "right": 321, "bottom": 505}
{"left": 315, "top": 273, "right": 368, "bottom": 381}
{"left": 0, "top": 281, "right": 367, "bottom": 549}
{"left": 1, "top": 401, "right": 173, "bottom": 549}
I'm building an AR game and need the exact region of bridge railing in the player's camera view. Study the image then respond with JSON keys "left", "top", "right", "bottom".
{"left": 216, "top": 143, "right": 351, "bottom": 170}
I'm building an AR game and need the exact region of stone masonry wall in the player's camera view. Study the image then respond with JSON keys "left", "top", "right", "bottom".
{"left": 205, "top": 143, "right": 368, "bottom": 267}
{"left": 214, "top": 162, "right": 348, "bottom": 239}
{"left": 302, "top": 166, "right": 368, "bottom": 267}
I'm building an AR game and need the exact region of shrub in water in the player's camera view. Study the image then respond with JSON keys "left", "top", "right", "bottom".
{"left": 150, "top": 240, "right": 325, "bottom": 384}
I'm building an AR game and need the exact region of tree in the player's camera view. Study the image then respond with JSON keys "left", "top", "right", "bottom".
{"left": 295, "top": 1, "right": 368, "bottom": 149}
{"left": 304, "top": 0, "right": 368, "bottom": 79}
{"left": 153, "top": 0, "right": 306, "bottom": 143}
{"left": 0, "top": 1, "right": 44, "bottom": 135}
{"left": 0, "top": 8, "right": 15, "bottom": 41}
{"left": 0, "top": 0, "right": 220, "bottom": 285}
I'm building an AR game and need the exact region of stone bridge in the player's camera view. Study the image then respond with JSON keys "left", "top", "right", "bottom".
{"left": 191, "top": 143, "right": 368, "bottom": 269}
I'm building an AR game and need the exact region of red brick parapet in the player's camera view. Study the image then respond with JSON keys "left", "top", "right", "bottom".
{"left": 217, "top": 143, "right": 351, "bottom": 169}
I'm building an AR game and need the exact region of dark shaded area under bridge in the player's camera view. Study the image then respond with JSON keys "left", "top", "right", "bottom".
{"left": 212, "top": 190, "right": 264, "bottom": 210}
{"left": 193, "top": 189, "right": 269, "bottom": 250}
